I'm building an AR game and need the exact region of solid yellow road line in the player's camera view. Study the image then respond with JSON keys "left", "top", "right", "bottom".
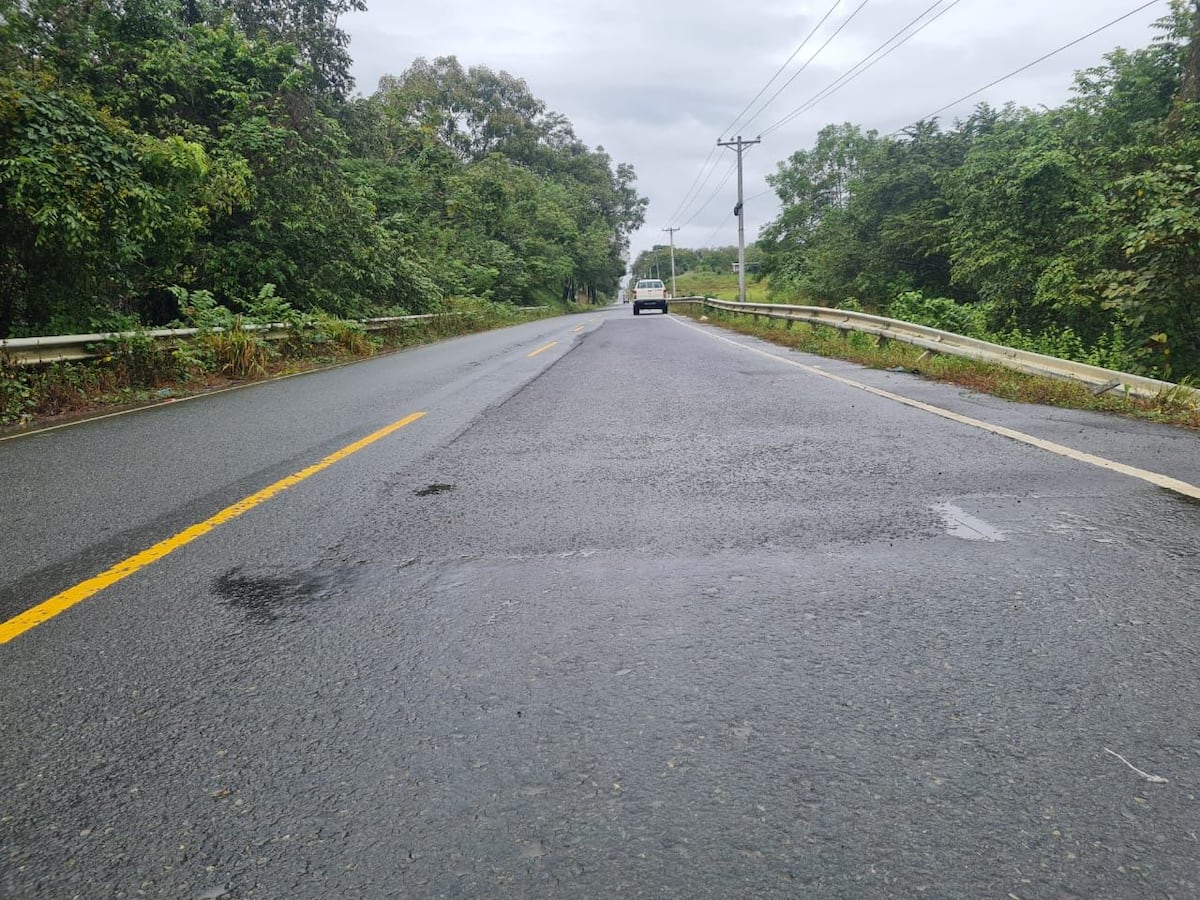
{"left": 528, "top": 341, "right": 559, "bottom": 358}
{"left": 673, "top": 317, "right": 1200, "bottom": 501}
{"left": 0, "top": 411, "right": 427, "bottom": 644}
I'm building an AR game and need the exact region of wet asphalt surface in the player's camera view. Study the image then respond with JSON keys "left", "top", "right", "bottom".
{"left": 2, "top": 308, "right": 1200, "bottom": 899}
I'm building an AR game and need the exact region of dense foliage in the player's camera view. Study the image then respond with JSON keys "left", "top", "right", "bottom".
{"left": 760, "top": 1, "right": 1200, "bottom": 379}
{"left": 0, "top": 1, "right": 646, "bottom": 338}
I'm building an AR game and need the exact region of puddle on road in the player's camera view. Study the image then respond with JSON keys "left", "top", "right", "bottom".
{"left": 933, "top": 502, "right": 1006, "bottom": 542}
{"left": 215, "top": 568, "right": 343, "bottom": 624}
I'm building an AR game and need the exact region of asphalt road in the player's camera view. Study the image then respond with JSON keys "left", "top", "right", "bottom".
{"left": 2, "top": 307, "right": 1199, "bottom": 899}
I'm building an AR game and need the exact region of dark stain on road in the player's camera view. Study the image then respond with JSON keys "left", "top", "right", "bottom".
{"left": 414, "top": 483, "right": 455, "bottom": 497}
{"left": 214, "top": 568, "right": 341, "bottom": 623}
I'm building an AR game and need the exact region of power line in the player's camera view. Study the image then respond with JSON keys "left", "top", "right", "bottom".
{"left": 700, "top": 217, "right": 732, "bottom": 247}
{"left": 669, "top": 0, "right": 1164, "bottom": 260}
{"left": 735, "top": 0, "right": 876, "bottom": 135}
{"left": 909, "top": 0, "right": 1164, "bottom": 126}
{"left": 693, "top": 0, "right": 944, "bottom": 249}
{"left": 679, "top": 157, "right": 741, "bottom": 229}
{"left": 721, "top": 0, "right": 845, "bottom": 139}
{"left": 663, "top": 226, "right": 680, "bottom": 297}
{"left": 668, "top": 0, "right": 874, "bottom": 231}
{"left": 686, "top": 177, "right": 774, "bottom": 251}
{"left": 761, "top": 0, "right": 966, "bottom": 137}
{"left": 679, "top": 159, "right": 740, "bottom": 229}
{"left": 666, "top": 144, "right": 720, "bottom": 226}
{"left": 672, "top": 149, "right": 731, "bottom": 227}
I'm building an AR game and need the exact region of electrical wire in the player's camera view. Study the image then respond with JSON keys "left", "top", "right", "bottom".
{"left": 699, "top": 217, "right": 732, "bottom": 247}
{"left": 671, "top": 147, "right": 731, "bottom": 227}
{"left": 908, "top": 0, "right": 1164, "bottom": 126}
{"left": 735, "top": 0, "right": 876, "bottom": 136}
{"left": 761, "top": 0, "right": 966, "bottom": 137}
{"left": 674, "top": 137, "right": 763, "bottom": 230}
{"left": 679, "top": 157, "right": 741, "bottom": 229}
{"left": 667, "top": 144, "right": 721, "bottom": 226}
{"left": 668, "top": 0, "right": 1162, "bottom": 257}
{"left": 690, "top": 1, "right": 955, "bottom": 240}
{"left": 670, "top": 0, "right": 874, "bottom": 228}
{"left": 720, "top": 0, "right": 845, "bottom": 139}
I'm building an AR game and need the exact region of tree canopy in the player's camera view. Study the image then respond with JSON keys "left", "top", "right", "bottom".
{"left": 0, "top": 2, "right": 647, "bottom": 337}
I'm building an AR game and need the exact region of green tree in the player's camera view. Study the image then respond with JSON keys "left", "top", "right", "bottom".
{"left": 1098, "top": 154, "right": 1200, "bottom": 373}
{"left": 0, "top": 2, "right": 646, "bottom": 333}
{"left": 368, "top": 57, "right": 645, "bottom": 304}
{"left": 211, "top": 0, "right": 366, "bottom": 98}
{"left": 942, "top": 109, "right": 1094, "bottom": 328}
{"left": 759, "top": 123, "right": 878, "bottom": 303}
{"left": 0, "top": 70, "right": 221, "bottom": 336}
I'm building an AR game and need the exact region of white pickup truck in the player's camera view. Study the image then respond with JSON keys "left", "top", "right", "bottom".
{"left": 631, "top": 279, "right": 669, "bottom": 315}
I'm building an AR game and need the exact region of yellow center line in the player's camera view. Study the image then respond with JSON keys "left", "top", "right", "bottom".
{"left": 528, "top": 341, "right": 559, "bottom": 358}
{"left": 572, "top": 326, "right": 585, "bottom": 333}
{"left": 0, "top": 411, "right": 427, "bottom": 644}
{"left": 673, "top": 316, "right": 1200, "bottom": 501}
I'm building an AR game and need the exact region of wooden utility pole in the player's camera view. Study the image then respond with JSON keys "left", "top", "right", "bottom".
{"left": 717, "top": 135, "right": 760, "bottom": 304}
{"left": 663, "top": 227, "right": 679, "bottom": 298}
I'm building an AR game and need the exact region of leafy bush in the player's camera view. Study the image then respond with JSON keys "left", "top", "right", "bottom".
{"left": 101, "top": 331, "right": 182, "bottom": 386}
{"left": 29, "top": 362, "right": 112, "bottom": 415}
{"left": 886, "top": 291, "right": 989, "bottom": 336}
{"left": 0, "top": 362, "right": 35, "bottom": 425}
{"left": 240, "top": 284, "right": 303, "bottom": 328}
{"left": 885, "top": 290, "right": 1139, "bottom": 373}
{"left": 988, "top": 323, "right": 1136, "bottom": 372}
{"left": 169, "top": 286, "right": 234, "bottom": 331}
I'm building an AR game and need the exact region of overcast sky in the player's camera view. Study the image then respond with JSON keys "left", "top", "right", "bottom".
{"left": 342, "top": 0, "right": 1172, "bottom": 268}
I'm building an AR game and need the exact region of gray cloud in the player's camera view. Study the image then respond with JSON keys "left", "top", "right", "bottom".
{"left": 344, "top": 0, "right": 1173, "bottom": 262}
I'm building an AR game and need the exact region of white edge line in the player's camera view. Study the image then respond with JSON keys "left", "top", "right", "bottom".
{"left": 671, "top": 316, "right": 1200, "bottom": 501}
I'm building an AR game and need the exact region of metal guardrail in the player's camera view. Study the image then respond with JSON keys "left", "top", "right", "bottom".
{"left": 671, "top": 297, "right": 1198, "bottom": 406}
{"left": 0, "top": 307, "right": 550, "bottom": 367}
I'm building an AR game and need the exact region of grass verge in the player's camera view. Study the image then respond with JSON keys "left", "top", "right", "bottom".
{"left": 671, "top": 271, "right": 771, "bottom": 303}
{"left": 674, "top": 302, "right": 1200, "bottom": 431}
